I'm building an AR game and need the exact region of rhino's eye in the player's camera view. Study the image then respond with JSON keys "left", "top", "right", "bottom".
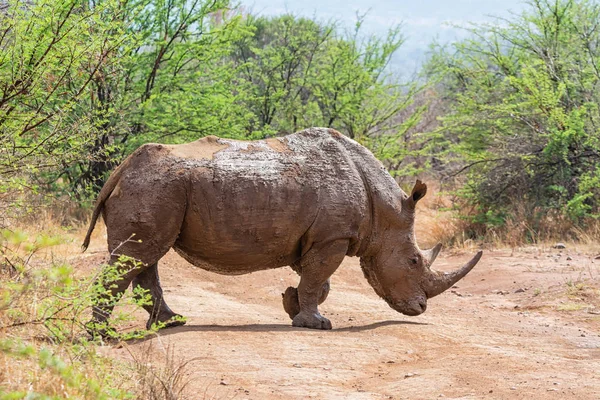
{"left": 410, "top": 258, "right": 418, "bottom": 265}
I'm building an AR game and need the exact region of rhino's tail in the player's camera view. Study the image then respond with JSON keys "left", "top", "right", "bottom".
{"left": 81, "top": 158, "right": 129, "bottom": 252}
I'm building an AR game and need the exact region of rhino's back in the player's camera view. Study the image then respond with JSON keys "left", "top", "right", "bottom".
{"left": 169, "top": 128, "right": 369, "bottom": 273}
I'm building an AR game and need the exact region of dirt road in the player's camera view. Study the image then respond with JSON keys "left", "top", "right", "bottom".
{"left": 86, "top": 245, "right": 600, "bottom": 399}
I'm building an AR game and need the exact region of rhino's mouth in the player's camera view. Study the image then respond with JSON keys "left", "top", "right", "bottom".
{"left": 388, "top": 297, "right": 427, "bottom": 316}
{"left": 360, "top": 257, "right": 428, "bottom": 316}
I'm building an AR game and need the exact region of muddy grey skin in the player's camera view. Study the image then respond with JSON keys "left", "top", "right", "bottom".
{"left": 82, "top": 128, "right": 482, "bottom": 333}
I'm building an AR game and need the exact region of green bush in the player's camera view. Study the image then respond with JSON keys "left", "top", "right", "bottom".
{"left": 0, "top": 228, "right": 170, "bottom": 397}
{"left": 426, "top": 0, "right": 600, "bottom": 236}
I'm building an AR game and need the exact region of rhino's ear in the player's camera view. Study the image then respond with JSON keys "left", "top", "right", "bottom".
{"left": 406, "top": 180, "right": 427, "bottom": 209}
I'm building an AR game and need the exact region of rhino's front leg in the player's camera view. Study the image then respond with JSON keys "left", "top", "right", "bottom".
{"left": 291, "top": 240, "right": 347, "bottom": 330}
{"left": 282, "top": 279, "right": 330, "bottom": 320}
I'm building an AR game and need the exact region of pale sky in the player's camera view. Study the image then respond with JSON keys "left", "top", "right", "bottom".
{"left": 241, "top": 0, "right": 528, "bottom": 74}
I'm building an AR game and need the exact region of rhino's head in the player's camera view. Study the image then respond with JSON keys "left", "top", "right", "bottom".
{"left": 360, "top": 180, "right": 482, "bottom": 316}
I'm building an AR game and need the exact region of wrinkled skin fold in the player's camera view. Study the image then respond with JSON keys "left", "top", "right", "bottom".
{"left": 82, "top": 128, "right": 482, "bottom": 334}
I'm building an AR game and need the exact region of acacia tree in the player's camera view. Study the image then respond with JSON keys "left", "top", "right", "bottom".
{"left": 0, "top": 0, "right": 247, "bottom": 202}
{"left": 230, "top": 15, "right": 334, "bottom": 136}
{"left": 313, "top": 25, "right": 412, "bottom": 139}
{"left": 229, "top": 14, "right": 423, "bottom": 147}
{"left": 0, "top": 0, "right": 131, "bottom": 212}
{"left": 66, "top": 0, "right": 248, "bottom": 195}
{"left": 315, "top": 25, "right": 426, "bottom": 178}
{"left": 427, "top": 0, "right": 600, "bottom": 232}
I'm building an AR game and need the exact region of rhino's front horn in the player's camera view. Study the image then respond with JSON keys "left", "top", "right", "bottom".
{"left": 424, "top": 251, "right": 483, "bottom": 298}
{"left": 423, "top": 243, "right": 443, "bottom": 264}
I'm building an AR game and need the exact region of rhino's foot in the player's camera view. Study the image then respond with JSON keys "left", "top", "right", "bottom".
{"left": 292, "top": 311, "right": 332, "bottom": 330}
{"left": 282, "top": 287, "right": 301, "bottom": 320}
{"left": 146, "top": 313, "right": 187, "bottom": 331}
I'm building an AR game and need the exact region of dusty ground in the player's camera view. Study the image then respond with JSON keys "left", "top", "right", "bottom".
{"left": 80, "top": 242, "right": 600, "bottom": 400}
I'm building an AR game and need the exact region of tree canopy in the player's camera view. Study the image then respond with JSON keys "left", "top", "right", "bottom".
{"left": 427, "top": 0, "right": 600, "bottom": 235}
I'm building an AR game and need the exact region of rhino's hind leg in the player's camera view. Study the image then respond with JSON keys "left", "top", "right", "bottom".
{"left": 291, "top": 240, "right": 347, "bottom": 330}
{"left": 88, "top": 181, "right": 187, "bottom": 338}
{"left": 282, "top": 279, "right": 330, "bottom": 320}
{"left": 88, "top": 256, "right": 183, "bottom": 338}
{"left": 132, "top": 262, "right": 186, "bottom": 330}
{"left": 88, "top": 255, "right": 143, "bottom": 338}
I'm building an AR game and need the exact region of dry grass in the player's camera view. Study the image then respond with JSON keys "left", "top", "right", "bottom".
{"left": 410, "top": 180, "right": 600, "bottom": 251}
{"left": 413, "top": 182, "right": 479, "bottom": 251}
{"left": 0, "top": 339, "right": 134, "bottom": 398}
{"left": 126, "top": 340, "right": 200, "bottom": 400}
{"left": 0, "top": 224, "right": 132, "bottom": 398}
{"left": 564, "top": 280, "right": 600, "bottom": 305}
{"left": 555, "top": 282, "right": 600, "bottom": 313}
{"left": 556, "top": 302, "right": 587, "bottom": 311}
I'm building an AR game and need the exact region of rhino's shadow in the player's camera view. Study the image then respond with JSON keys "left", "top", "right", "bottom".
{"left": 127, "top": 320, "right": 427, "bottom": 343}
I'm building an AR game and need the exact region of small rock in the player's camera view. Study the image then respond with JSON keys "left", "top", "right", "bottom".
{"left": 510, "top": 386, "right": 517, "bottom": 390}
{"left": 514, "top": 288, "right": 525, "bottom": 293}
{"left": 293, "top": 363, "right": 302, "bottom": 368}
{"left": 451, "top": 290, "right": 463, "bottom": 297}
{"left": 404, "top": 373, "right": 416, "bottom": 378}
{"left": 386, "top": 360, "right": 395, "bottom": 364}
{"left": 595, "top": 255, "right": 600, "bottom": 260}
{"left": 566, "top": 256, "right": 572, "bottom": 261}
{"left": 220, "top": 380, "right": 228, "bottom": 386}
{"left": 553, "top": 243, "right": 566, "bottom": 249}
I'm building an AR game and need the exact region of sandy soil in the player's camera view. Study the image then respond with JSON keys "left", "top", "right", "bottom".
{"left": 81, "top": 243, "right": 600, "bottom": 400}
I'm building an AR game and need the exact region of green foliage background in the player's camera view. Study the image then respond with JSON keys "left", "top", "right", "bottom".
{"left": 426, "top": 0, "right": 600, "bottom": 236}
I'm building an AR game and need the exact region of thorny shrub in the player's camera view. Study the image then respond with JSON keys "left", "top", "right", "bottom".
{"left": 0, "top": 228, "right": 190, "bottom": 398}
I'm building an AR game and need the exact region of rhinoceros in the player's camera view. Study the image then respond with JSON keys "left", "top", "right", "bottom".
{"left": 82, "top": 127, "right": 482, "bottom": 332}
